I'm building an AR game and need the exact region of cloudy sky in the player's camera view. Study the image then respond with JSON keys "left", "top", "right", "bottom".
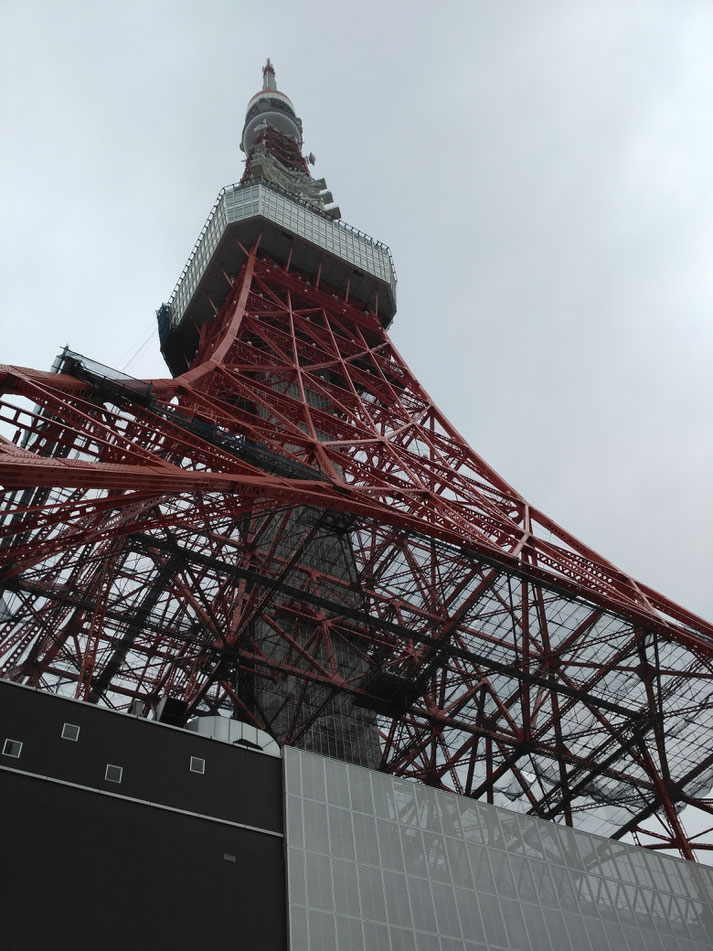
{"left": 1, "top": 1, "right": 711, "bottom": 623}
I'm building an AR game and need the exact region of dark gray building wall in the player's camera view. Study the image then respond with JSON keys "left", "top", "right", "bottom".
{"left": 0, "top": 679, "right": 282, "bottom": 829}
{"left": 0, "top": 680, "right": 286, "bottom": 951}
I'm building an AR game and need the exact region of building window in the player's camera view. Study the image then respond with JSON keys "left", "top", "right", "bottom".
{"left": 2, "top": 738, "right": 22, "bottom": 758}
{"left": 105, "top": 764, "right": 123, "bottom": 783}
{"left": 190, "top": 756, "right": 206, "bottom": 775}
{"left": 61, "top": 723, "right": 80, "bottom": 742}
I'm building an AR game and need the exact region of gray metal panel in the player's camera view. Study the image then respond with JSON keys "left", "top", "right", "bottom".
{"left": 285, "top": 747, "right": 713, "bottom": 951}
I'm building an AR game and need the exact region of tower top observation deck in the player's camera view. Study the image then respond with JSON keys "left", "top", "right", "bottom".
{"left": 157, "top": 61, "right": 397, "bottom": 376}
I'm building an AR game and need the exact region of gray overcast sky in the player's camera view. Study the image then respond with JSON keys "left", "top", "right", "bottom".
{"left": 1, "top": 0, "right": 712, "bottom": 623}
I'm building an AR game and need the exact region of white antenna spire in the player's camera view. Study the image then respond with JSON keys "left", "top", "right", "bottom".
{"left": 262, "top": 58, "right": 276, "bottom": 91}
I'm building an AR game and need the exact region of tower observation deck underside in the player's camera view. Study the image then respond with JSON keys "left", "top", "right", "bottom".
{"left": 1, "top": 62, "right": 713, "bottom": 862}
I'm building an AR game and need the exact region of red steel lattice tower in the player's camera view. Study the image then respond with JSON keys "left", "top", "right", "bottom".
{"left": 2, "top": 62, "right": 713, "bottom": 859}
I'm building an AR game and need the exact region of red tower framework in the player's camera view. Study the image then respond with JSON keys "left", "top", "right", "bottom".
{"left": 2, "top": 63, "right": 713, "bottom": 860}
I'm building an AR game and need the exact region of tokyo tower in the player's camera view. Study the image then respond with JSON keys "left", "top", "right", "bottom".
{"left": 2, "top": 60, "right": 713, "bottom": 862}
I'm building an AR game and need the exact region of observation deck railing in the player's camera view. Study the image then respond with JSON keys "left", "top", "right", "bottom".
{"left": 166, "top": 181, "right": 397, "bottom": 333}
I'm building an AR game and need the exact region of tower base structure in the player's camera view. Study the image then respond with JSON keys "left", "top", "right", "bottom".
{"left": 2, "top": 238, "right": 713, "bottom": 860}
